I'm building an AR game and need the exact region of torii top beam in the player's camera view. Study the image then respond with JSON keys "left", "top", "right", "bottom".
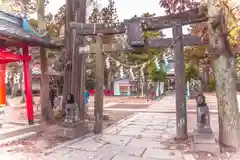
{"left": 80, "top": 34, "right": 206, "bottom": 54}
{"left": 70, "top": 8, "right": 207, "bottom": 35}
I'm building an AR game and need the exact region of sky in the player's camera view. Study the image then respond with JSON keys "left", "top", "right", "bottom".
{"left": 45, "top": 0, "right": 190, "bottom": 37}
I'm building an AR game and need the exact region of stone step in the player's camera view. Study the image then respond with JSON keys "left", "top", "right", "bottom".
{"left": 0, "top": 123, "right": 40, "bottom": 140}
{"left": 0, "top": 132, "right": 37, "bottom": 145}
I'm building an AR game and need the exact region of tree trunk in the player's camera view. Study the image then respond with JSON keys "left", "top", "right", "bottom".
{"left": 20, "top": 65, "right": 26, "bottom": 103}
{"left": 207, "top": 0, "right": 240, "bottom": 148}
{"left": 213, "top": 56, "right": 240, "bottom": 149}
{"left": 37, "top": 0, "right": 53, "bottom": 122}
{"left": 205, "top": 65, "right": 210, "bottom": 90}
{"left": 107, "top": 70, "right": 112, "bottom": 90}
{"left": 143, "top": 67, "right": 148, "bottom": 98}
{"left": 11, "top": 83, "right": 18, "bottom": 97}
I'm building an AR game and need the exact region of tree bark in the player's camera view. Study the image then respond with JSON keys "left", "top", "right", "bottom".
{"left": 37, "top": 0, "right": 53, "bottom": 122}
{"left": 213, "top": 56, "right": 240, "bottom": 149}
{"left": 207, "top": 0, "right": 240, "bottom": 148}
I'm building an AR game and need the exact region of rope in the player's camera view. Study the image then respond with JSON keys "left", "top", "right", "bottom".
{"left": 100, "top": 35, "right": 181, "bottom": 69}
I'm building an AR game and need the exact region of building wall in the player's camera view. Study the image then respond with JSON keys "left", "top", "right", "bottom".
{"left": 114, "top": 83, "right": 120, "bottom": 95}
{"left": 114, "top": 81, "right": 131, "bottom": 96}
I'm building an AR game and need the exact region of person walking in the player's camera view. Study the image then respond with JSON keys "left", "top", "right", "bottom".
{"left": 84, "top": 89, "right": 89, "bottom": 115}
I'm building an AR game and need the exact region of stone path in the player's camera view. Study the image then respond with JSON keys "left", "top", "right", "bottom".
{"left": 1, "top": 93, "right": 225, "bottom": 159}
{"left": 43, "top": 112, "right": 194, "bottom": 160}
{"left": 99, "top": 93, "right": 219, "bottom": 113}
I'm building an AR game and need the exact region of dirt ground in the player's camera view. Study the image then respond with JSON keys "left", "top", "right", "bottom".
{"left": 0, "top": 110, "right": 134, "bottom": 155}
{"left": 0, "top": 96, "right": 149, "bottom": 156}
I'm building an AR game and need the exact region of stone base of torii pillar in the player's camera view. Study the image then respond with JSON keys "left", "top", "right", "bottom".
{"left": 190, "top": 95, "right": 220, "bottom": 155}
{"left": 57, "top": 121, "right": 88, "bottom": 139}
{"left": 191, "top": 130, "right": 220, "bottom": 156}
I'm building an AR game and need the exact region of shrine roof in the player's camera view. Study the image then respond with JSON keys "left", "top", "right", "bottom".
{"left": 0, "top": 11, "right": 63, "bottom": 49}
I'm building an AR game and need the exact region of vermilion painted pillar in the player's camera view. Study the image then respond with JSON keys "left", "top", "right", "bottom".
{"left": 23, "top": 45, "right": 34, "bottom": 125}
{"left": 0, "top": 63, "right": 6, "bottom": 107}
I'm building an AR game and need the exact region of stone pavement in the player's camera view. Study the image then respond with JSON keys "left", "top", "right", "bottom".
{"left": 1, "top": 93, "right": 223, "bottom": 159}
{"left": 43, "top": 112, "right": 194, "bottom": 160}
{"left": 149, "top": 93, "right": 219, "bottom": 113}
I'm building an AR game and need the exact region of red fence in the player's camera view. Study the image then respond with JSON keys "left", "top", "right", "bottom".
{"left": 87, "top": 89, "right": 114, "bottom": 96}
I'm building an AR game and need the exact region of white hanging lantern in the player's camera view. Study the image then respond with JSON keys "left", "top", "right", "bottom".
{"left": 5, "top": 72, "right": 8, "bottom": 84}
{"left": 140, "top": 63, "right": 145, "bottom": 78}
{"left": 130, "top": 68, "right": 135, "bottom": 80}
{"left": 79, "top": 45, "right": 90, "bottom": 53}
{"left": 163, "top": 54, "right": 168, "bottom": 66}
{"left": 154, "top": 57, "right": 160, "bottom": 70}
{"left": 167, "top": 48, "right": 174, "bottom": 56}
{"left": 116, "top": 61, "right": 120, "bottom": 67}
{"left": 105, "top": 57, "right": 110, "bottom": 69}
{"left": 120, "top": 66, "right": 124, "bottom": 78}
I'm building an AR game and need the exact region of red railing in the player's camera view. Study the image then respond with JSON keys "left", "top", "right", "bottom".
{"left": 87, "top": 89, "right": 114, "bottom": 96}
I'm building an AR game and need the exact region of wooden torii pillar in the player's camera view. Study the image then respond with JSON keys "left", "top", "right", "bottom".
{"left": 70, "top": 8, "right": 207, "bottom": 135}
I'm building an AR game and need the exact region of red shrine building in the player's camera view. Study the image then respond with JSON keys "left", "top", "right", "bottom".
{"left": 0, "top": 11, "right": 62, "bottom": 124}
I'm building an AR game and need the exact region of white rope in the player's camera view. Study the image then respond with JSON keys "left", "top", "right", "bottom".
{"left": 100, "top": 35, "right": 182, "bottom": 69}
{"left": 93, "top": 23, "right": 96, "bottom": 35}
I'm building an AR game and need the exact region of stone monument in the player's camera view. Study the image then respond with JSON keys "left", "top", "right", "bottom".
{"left": 191, "top": 94, "right": 220, "bottom": 154}
{"left": 57, "top": 94, "right": 88, "bottom": 139}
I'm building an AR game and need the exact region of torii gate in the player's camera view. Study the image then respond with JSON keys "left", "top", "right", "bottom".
{"left": 69, "top": 8, "right": 207, "bottom": 137}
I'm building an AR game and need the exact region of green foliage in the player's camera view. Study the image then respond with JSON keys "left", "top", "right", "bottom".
{"left": 185, "top": 63, "right": 198, "bottom": 81}
{"left": 125, "top": 13, "right": 165, "bottom": 80}
{"left": 208, "top": 74, "right": 216, "bottom": 92}
{"left": 1, "top": 0, "right": 49, "bottom": 16}
{"left": 236, "top": 54, "right": 240, "bottom": 72}
{"left": 89, "top": 0, "right": 118, "bottom": 24}
{"left": 150, "top": 67, "right": 166, "bottom": 82}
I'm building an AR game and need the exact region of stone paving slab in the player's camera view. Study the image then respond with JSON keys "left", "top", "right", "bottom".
{"left": 143, "top": 148, "right": 183, "bottom": 159}
{"left": 40, "top": 93, "right": 222, "bottom": 160}
{"left": 111, "top": 154, "right": 156, "bottom": 160}
{"left": 43, "top": 112, "right": 192, "bottom": 160}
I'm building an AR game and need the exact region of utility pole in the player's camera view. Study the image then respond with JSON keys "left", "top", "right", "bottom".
{"left": 93, "top": 35, "right": 104, "bottom": 133}
{"left": 173, "top": 24, "right": 187, "bottom": 139}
